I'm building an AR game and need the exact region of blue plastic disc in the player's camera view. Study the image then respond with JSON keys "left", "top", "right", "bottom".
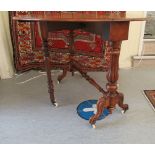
{"left": 77, "top": 99, "right": 110, "bottom": 120}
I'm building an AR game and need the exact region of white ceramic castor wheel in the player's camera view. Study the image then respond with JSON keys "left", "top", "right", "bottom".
{"left": 57, "top": 80, "right": 60, "bottom": 84}
{"left": 121, "top": 110, "right": 124, "bottom": 114}
{"left": 92, "top": 124, "right": 96, "bottom": 129}
{"left": 54, "top": 102, "right": 58, "bottom": 107}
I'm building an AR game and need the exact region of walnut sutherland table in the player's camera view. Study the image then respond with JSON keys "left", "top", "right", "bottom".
{"left": 13, "top": 15, "right": 145, "bottom": 128}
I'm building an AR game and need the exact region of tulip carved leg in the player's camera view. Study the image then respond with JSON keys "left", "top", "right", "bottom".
{"left": 89, "top": 41, "right": 129, "bottom": 128}
{"left": 89, "top": 96, "right": 109, "bottom": 127}
{"left": 118, "top": 93, "right": 129, "bottom": 114}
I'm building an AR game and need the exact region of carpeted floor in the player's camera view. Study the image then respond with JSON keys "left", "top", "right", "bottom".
{"left": 0, "top": 67, "right": 155, "bottom": 144}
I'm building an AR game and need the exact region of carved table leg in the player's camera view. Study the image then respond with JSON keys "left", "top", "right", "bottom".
{"left": 89, "top": 96, "right": 109, "bottom": 127}
{"left": 57, "top": 69, "right": 68, "bottom": 84}
{"left": 118, "top": 92, "right": 129, "bottom": 113}
{"left": 89, "top": 41, "right": 129, "bottom": 127}
{"left": 40, "top": 21, "right": 57, "bottom": 106}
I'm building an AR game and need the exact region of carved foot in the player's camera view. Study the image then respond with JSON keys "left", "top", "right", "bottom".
{"left": 48, "top": 88, "right": 56, "bottom": 106}
{"left": 53, "top": 102, "right": 59, "bottom": 107}
{"left": 121, "top": 104, "right": 129, "bottom": 114}
{"left": 49, "top": 95, "right": 58, "bottom": 107}
{"left": 49, "top": 96, "right": 56, "bottom": 106}
{"left": 89, "top": 115, "right": 98, "bottom": 127}
{"left": 57, "top": 69, "right": 67, "bottom": 83}
{"left": 89, "top": 97, "right": 109, "bottom": 126}
{"left": 118, "top": 92, "right": 129, "bottom": 113}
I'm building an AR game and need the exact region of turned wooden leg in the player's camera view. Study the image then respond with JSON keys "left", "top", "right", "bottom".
{"left": 40, "top": 21, "right": 57, "bottom": 106}
{"left": 106, "top": 41, "right": 128, "bottom": 112}
{"left": 57, "top": 69, "right": 67, "bottom": 83}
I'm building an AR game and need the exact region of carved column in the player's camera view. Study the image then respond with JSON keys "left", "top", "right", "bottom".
{"left": 106, "top": 41, "right": 121, "bottom": 113}
{"left": 107, "top": 41, "right": 128, "bottom": 113}
{"left": 89, "top": 41, "right": 128, "bottom": 126}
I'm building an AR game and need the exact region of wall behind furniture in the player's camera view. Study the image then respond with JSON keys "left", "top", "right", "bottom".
{"left": 0, "top": 11, "right": 14, "bottom": 79}
{"left": 120, "top": 11, "right": 146, "bottom": 68}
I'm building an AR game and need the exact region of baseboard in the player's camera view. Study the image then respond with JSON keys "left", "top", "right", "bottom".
{"left": 132, "top": 55, "right": 155, "bottom": 67}
{"left": 133, "top": 55, "right": 155, "bottom": 60}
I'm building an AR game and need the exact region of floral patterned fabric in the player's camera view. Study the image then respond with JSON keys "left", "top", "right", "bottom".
{"left": 48, "top": 30, "right": 70, "bottom": 49}
{"left": 72, "top": 40, "right": 111, "bottom": 70}
{"left": 73, "top": 29, "right": 103, "bottom": 53}
{"left": 50, "top": 52, "right": 70, "bottom": 64}
{"left": 72, "top": 29, "right": 111, "bottom": 70}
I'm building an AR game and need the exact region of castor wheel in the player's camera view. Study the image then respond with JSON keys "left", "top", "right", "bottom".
{"left": 57, "top": 80, "right": 60, "bottom": 84}
{"left": 121, "top": 108, "right": 128, "bottom": 114}
{"left": 121, "top": 104, "right": 129, "bottom": 114}
{"left": 53, "top": 102, "right": 59, "bottom": 107}
{"left": 92, "top": 124, "right": 96, "bottom": 129}
{"left": 121, "top": 110, "right": 125, "bottom": 114}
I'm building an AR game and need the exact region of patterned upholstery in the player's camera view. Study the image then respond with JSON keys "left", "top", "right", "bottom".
{"left": 48, "top": 30, "right": 71, "bottom": 65}
{"left": 47, "top": 29, "right": 111, "bottom": 70}
{"left": 72, "top": 29, "right": 111, "bottom": 71}
{"left": 48, "top": 30, "right": 70, "bottom": 49}
{"left": 73, "top": 29, "right": 103, "bottom": 53}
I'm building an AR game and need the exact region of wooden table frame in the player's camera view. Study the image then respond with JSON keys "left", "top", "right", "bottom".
{"left": 13, "top": 15, "right": 145, "bottom": 127}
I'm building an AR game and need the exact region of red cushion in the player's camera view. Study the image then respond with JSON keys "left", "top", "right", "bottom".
{"left": 48, "top": 30, "right": 70, "bottom": 49}
{"left": 73, "top": 29, "right": 103, "bottom": 53}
